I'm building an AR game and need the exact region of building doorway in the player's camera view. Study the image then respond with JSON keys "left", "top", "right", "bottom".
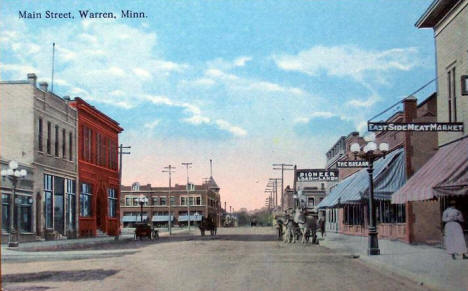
{"left": 54, "top": 177, "right": 65, "bottom": 235}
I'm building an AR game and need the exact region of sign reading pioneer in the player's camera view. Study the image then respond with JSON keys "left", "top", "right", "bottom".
{"left": 337, "top": 160, "right": 369, "bottom": 168}
{"left": 368, "top": 122, "right": 464, "bottom": 132}
{"left": 296, "top": 169, "right": 338, "bottom": 182}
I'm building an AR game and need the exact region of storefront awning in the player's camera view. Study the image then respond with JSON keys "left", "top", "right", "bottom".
{"left": 122, "top": 216, "right": 147, "bottom": 222}
{"left": 318, "top": 148, "right": 405, "bottom": 208}
{"left": 178, "top": 215, "right": 203, "bottom": 222}
{"left": 152, "top": 215, "right": 174, "bottom": 222}
{"left": 392, "top": 137, "right": 468, "bottom": 203}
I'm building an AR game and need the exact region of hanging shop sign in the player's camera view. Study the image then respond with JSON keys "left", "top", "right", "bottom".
{"left": 337, "top": 160, "right": 369, "bottom": 168}
{"left": 368, "top": 122, "right": 464, "bottom": 132}
{"left": 296, "top": 169, "right": 338, "bottom": 182}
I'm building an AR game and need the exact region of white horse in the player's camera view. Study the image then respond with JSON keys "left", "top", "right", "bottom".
{"left": 283, "top": 216, "right": 296, "bottom": 243}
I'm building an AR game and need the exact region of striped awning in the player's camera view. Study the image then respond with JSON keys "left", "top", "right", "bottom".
{"left": 152, "top": 215, "right": 174, "bottom": 222}
{"left": 392, "top": 137, "right": 468, "bottom": 203}
{"left": 318, "top": 148, "right": 405, "bottom": 208}
{"left": 178, "top": 215, "right": 203, "bottom": 222}
{"left": 122, "top": 216, "right": 147, "bottom": 222}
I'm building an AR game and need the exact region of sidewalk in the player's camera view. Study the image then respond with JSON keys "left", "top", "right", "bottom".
{"left": 319, "top": 232, "right": 468, "bottom": 291}
{"left": 1, "top": 227, "right": 195, "bottom": 252}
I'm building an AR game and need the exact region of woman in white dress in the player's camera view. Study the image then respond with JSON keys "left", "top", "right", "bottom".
{"left": 442, "top": 200, "right": 468, "bottom": 260}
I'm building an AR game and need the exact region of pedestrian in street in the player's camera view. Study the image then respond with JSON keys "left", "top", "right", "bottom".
{"left": 442, "top": 200, "right": 468, "bottom": 260}
{"left": 275, "top": 216, "right": 283, "bottom": 240}
{"left": 318, "top": 216, "right": 326, "bottom": 238}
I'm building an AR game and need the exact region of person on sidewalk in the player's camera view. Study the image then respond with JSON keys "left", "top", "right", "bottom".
{"left": 442, "top": 200, "right": 468, "bottom": 260}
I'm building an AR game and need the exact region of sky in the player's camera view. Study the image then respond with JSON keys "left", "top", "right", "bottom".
{"left": 0, "top": 0, "right": 437, "bottom": 210}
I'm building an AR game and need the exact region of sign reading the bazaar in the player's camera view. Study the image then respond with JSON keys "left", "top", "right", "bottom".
{"left": 337, "top": 160, "right": 369, "bottom": 168}
{"left": 368, "top": 122, "right": 464, "bottom": 132}
{"left": 296, "top": 169, "right": 338, "bottom": 182}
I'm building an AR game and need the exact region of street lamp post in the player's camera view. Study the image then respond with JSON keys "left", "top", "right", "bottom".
{"left": 1, "top": 161, "right": 27, "bottom": 247}
{"left": 350, "top": 139, "right": 389, "bottom": 256}
{"left": 137, "top": 195, "right": 148, "bottom": 223}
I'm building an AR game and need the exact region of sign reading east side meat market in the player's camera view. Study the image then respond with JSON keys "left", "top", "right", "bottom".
{"left": 337, "top": 160, "right": 369, "bottom": 168}
{"left": 296, "top": 169, "right": 338, "bottom": 182}
{"left": 368, "top": 122, "right": 464, "bottom": 132}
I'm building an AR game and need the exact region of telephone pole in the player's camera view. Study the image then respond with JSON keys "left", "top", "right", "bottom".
{"left": 273, "top": 163, "right": 294, "bottom": 211}
{"left": 118, "top": 144, "right": 131, "bottom": 185}
{"left": 268, "top": 178, "right": 281, "bottom": 208}
{"left": 181, "top": 162, "right": 192, "bottom": 231}
{"left": 163, "top": 165, "right": 176, "bottom": 235}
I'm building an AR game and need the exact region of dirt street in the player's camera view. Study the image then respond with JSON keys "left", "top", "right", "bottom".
{"left": 2, "top": 227, "right": 429, "bottom": 291}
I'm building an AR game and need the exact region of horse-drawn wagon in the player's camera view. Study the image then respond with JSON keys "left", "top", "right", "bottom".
{"left": 134, "top": 222, "right": 159, "bottom": 240}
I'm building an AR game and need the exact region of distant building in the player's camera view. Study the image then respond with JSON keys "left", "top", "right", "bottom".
{"left": 69, "top": 97, "right": 123, "bottom": 237}
{"left": 0, "top": 74, "right": 78, "bottom": 242}
{"left": 120, "top": 177, "right": 221, "bottom": 228}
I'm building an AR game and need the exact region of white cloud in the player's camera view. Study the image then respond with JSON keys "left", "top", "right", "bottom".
{"left": 215, "top": 119, "right": 247, "bottom": 137}
{"left": 294, "top": 111, "right": 336, "bottom": 123}
{"left": 144, "top": 119, "right": 160, "bottom": 129}
{"left": 183, "top": 115, "right": 210, "bottom": 125}
{"left": 233, "top": 56, "right": 252, "bottom": 67}
{"left": 133, "top": 68, "right": 152, "bottom": 80}
{"left": 273, "top": 45, "right": 419, "bottom": 81}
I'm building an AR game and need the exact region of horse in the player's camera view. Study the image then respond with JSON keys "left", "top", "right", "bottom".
{"left": 294, "top": 208, "right": 318, "bottom": 244}
{"left": 283, "top": 215, "right": 298, "bottom": 244}
{"left": 199, "top": 216, "right": 217, "bottom": 236}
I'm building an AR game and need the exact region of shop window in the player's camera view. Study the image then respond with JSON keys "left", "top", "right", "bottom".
{"left": 16, "top": 195, "right": 32, "bottom": 232}
{"left": 80, "top": 183, "right": 92, "bottom": 217}
{"left": 108, "top": 188, "right": 117, "bottom": 218}
{"left": 376, "top": 200, "right": 405, "bottom": 223}
{"left": 343, "top": 204, "right": 364, "bottom": 225}
{"left": 44, "top": 174, "right": 53, "bottom": 228}
{"left": 2, "top": 194, "right": 10, "bottom": 231}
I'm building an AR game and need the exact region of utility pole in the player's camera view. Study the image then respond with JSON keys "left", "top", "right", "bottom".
{"left": 182, "top": 162, "right": 192, "bottom": 231}
{"left": 116, "top": 144, "right": 130, "bottom": 240}
{"left": 163, "top": 165, "right": 176, "bottom": 235}
{"left": 118, "top": 144, "right": 131, "bottom": 186}
{"left": 273, "top": 163, "right": 294, "bottom": 211}
{"left": 269, "top": 178, "right": 281, "bottom": 208}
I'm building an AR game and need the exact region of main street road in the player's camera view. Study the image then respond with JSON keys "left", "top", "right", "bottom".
{"left": 2, "top": 227, "right": 428, "bottom": 291}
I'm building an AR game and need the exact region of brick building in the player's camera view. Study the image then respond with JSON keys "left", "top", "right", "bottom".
{"left": 393, "top": 0, "right": 468, "bottom": 244}
{"left": 69, "top": 98, "right": 123, "bottom": 237}
{"left": 121, "top": 177, "right": 221, "bottom": 228}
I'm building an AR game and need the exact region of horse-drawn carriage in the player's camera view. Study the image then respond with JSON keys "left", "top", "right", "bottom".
{"left": 134, "top": 222, "right": 159, "bottom": 240}
{"left": 276, "top": 208, "right": 319, "bottom": 244}
{"left": 199, "top": 215, "right": 217, "bottom": 236}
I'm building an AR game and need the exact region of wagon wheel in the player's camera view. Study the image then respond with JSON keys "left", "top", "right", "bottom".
{"left": 150, "top": 230, "right": 154, "bottom": 240}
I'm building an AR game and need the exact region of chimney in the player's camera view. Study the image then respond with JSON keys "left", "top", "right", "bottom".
{"left": 403, "top": 95, "right": 417, "bottom": 123}
{"left": 39, "top": 81, "right": 48, "bottom": 92}
{"left": 403, "top": 95, "right": 417, "bottom": 178}
{"left": 27, "top": 73, "right": 37, "bottom": 86}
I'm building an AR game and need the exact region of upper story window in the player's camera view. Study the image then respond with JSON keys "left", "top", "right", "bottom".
{"left": 82, "top": 126, "right": 93, "bottom": 163}
{"left": 152, "top": 197, "right": 159, "bottom": 205}
{"left": 132, "top": 182, "right": 140, "bottom": 191}
{"left": 69, "top": 132, "right": 73, "bottom": 161}
{"left": 447, "top": 66, "right": 457, "bottom": 122}
{"left": 62, "top": 129, "right": 66, "bottom": 158}
{"left": 47, "top": 121, "right": 51, "bottom": 154}
{"left": 38, "top": 118, "right": 43, "bottom": 152}
{"left": 55, "top": 125, "right": 59, "bottom": 157}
